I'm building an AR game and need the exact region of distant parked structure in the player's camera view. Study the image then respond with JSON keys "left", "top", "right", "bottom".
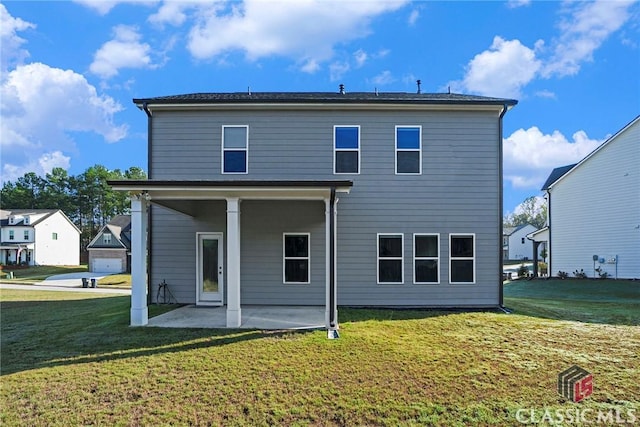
{"left": 87, "top": 215, "right": 131, "bottom": 273}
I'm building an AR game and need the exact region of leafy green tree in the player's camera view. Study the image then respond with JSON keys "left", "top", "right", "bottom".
{"left": 504, "top": 196, "right": 547, "bottom": 229}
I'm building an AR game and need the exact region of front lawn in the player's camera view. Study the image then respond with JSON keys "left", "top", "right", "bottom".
{"left": 1, "top": 287, "right": 638, "bottom": 426}
{"left": 0, "top": 265, "right": 88, "bottom": 282}
{"left": 504, "top": 278, "right": 640, "bottom": 325}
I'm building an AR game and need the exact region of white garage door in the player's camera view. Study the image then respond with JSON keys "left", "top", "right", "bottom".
{"left": 93, "top": 258, "right": 123, "bottom": 273}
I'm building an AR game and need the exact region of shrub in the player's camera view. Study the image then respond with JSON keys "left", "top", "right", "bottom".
{"left": 557, "top": 271, "right": 569, "bottom": 279}
{"left": 573, "top": 269, "right": 588, "bottom": 279}
{"left": 595, "top": 266, "right": 611, "bottom": 279}
{"left": 538, "top": 262, "right": 548, "bottom": 276}
{"left": 517, "top": 264, "right": 528, "bottom": 278}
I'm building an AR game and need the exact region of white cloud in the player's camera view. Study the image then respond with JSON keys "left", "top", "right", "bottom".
{"left": 90, "top": 25, "right": 157, "bottom": 79}
{"left": 503, "top": 126, "right": 602, "bottom": 189}
{"left": 370, "top": 70, "right": 395, "bottom": 86}
{"left": 1, "top": 63, "right": 127, "bottom": 183}
{"left": 542, "top": 0, "right": 636, "bottom": 77}
{"left": 534, "top": 89, "right": 556, "bottom": 99}
{"left": 0, "top": 4, "right": 35, "bottom": 71}
{"left": 506, "top": 0, "right": 531, "bottom": 9}
{"left": 353, "top": 49, "right": 368, "bottom": 68}
{"left": 329, "top": 61, "right": 350, "bottom": 82}
{"left": 408, "top": 9, "right": 420, "bottom": 26}
{"left": 449, "top": 36, "right": 542, "bottom": 98}
{"left": 186, "top": 0, "right": 407, "bottom": 70}
{"left": 73, "top": 0, "right": 158, "bottom": 15}
{"left": 2, "top": 151, "right": 71, "bottom": 184}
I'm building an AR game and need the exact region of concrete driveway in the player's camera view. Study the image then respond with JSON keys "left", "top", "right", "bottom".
{"left": 0, "top": 272, "right": 130, "bottom": 295}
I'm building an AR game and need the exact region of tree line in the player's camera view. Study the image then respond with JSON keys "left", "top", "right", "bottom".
{"left": 1, "top": 165, "right": 146, "bottom": 251}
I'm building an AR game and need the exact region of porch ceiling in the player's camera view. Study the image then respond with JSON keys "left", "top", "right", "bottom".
{"left": 109, "top": 179, "right": 353, "bottom": 201}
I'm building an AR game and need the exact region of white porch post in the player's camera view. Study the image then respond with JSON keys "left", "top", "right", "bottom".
{"left": 226, "top": 197, "right": 241, "bottom": 327}
{"left": 130, "top": 195, "right": 148, "bottom": 326}
{"left": 324, "top": 198, "right": 331, "bottom": 328}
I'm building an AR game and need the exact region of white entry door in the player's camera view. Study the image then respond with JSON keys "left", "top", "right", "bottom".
{"left": 196, "top": 233, "right": 224, "bottom": 305}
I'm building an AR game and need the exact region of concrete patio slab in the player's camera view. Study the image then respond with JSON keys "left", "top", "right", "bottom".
{"left": 147, "top": 305, "right": 326, "bottom": 330}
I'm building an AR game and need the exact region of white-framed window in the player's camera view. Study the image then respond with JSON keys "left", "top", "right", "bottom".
{"left": 23, "top": 216, "right": 30, "bottom": 225}
{"left": 222, "top": 125, "right": 249, "bottom": 174}
{"left": 334, "top": 125, "right": 360, "bottom": 174}
{"left": 283, "top": 233, "right": 310, "bottom": 284}
{"left": 103, "top": 233, "right": 112, "bottom": 244}
{"left": 450, "top": 233, "right": 475, "bottom": 284}
{"left": 23, "top": 230, "right": 29, "bottom": 240}
{"left": 9, "top": 230, "right": 14, "bottom": 240}
{"left": 377, "top": 233, "right": 403, "bottom": 284}
{"left": 52, "top": 232, "right": 58, "bottom": 240}
{"left": 414, "top": 233, "right": 439, "bottom": 284}
{"left": 395, "top": 126, "right": 421, "bottom": 174}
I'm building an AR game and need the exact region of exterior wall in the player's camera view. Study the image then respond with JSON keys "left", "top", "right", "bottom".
{"left": 33, "top": 213, "right": 80, "bottom": 265}
{"left": 150, "top": 108, "right": 502, "bottom": 306}
{"left": 0, "top": 226, "right": 33, "bottom": 244}
{"left": 507, "top": 225, "right": 537, "bottom": 260}
{"left": 550, "top": 120, "right": 639, "bottom": 279}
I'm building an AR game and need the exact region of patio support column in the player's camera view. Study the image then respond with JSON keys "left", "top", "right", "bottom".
{"left": 324, "top": 198, "right": 330, "bottom": 328}
{"left": 226, "top": 197, "right": 241, "bottom": 327}
{"left": 130, "top": 194, "right": 148, "bottom": 326}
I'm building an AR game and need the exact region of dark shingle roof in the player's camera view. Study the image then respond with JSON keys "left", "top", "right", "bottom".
{"left": 541, "top": 164, "right": 577, "bottom": 190}
{"left": 133, "top": 91, "right": 517, "bottom": 107}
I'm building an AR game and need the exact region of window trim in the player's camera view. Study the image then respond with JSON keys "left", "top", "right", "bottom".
{"left": 283, "top": 232, "right": 311, "bottom": 284}
{"left": 23, "top": 230, "right": 29, "bottom": 240}
{"left": 449, "top": 233, "right": 476, "bottom": 285}
{"left": 333, "top": 125, "right": 361, "bottom": 175}
{"left": 395, "top": 125, "right": 422, "bottom": 175}
{"left": 221, "top": 125, "right": 249, "bottom": 175}
{"left": 9, "top": 230, "right": 14, "bottom": 240}
{"left": 377, "top": 233, "right": 404, "bottom": 285}
{"left": 413, "top": 233, "right": 440, "bottom": 284}
{"left": 103, "top": 233, "right": 112, "bottom": 244}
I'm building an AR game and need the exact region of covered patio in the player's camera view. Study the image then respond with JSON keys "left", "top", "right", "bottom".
{"left": 147, "top": 305, "right": 325, "bottom": 329}
{"left": 109, "top": 179, "right": 352, "bottom": 333}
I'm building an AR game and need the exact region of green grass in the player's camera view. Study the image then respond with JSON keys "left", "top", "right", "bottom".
{"left": 97, "top": 273, "right": 131, "bottom": 289}
{"left": 0, "top": 265, "right": 88, "bottom": 282}
{"left": 504, "top": 278, "right": 640, "bottom": 325}
{"left": 1, "top": 286, "right": 638, "bottom": 426}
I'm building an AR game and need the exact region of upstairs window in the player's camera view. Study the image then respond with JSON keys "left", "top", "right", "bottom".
{"left": 222, "top": 126, "right": 248, "bottom": 174}
{"left": 23, "top": 216, "right": 30, "bottom": 225}
{"left": 24, "top": 230, "right": 29, "bottom": 240}
{"left": 9, "top": 230, "right": 14, "bottom": 240}
{"left": 103, "top": 233, "right": 112, "bottom": 244}
{"left": 377, "top": 233, "right": 403, "bottom": 284}
{"left": 450, "top": 234, "right": 475, "bottom": 284}
{"left": 396, "top": 126, "right": 421, "bottom": 174}
{"left": 283, "top": 233, "right": 310, "bottom": 284}
{"left": 414, "top": 234, "right": 439, "bottom": 284}
{"left": 334, "top": 126, "right": 360, "bottom": 174}
{"left": 52, "top": 232, "right": 58, "bottom": 240}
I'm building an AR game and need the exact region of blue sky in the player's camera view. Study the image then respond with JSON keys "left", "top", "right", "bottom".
{"left": 1, "top": 0, "right": 639, "bottom": 214}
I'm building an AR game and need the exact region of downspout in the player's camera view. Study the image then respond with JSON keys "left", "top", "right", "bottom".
{"left": 546, "top": 189, "right": 552, "bottom": 277}
{"left": 498, "top": 104, "right": 510, "bottom": 313}
{"left": 142, "top": 102, "right": 153, "bottom": 304}
{"left": 328, "top": 187, "right": 339, "bottom": 338}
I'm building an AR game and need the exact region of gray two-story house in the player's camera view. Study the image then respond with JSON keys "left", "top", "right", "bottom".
{"left": 110, "top": 89, "right": 517, "bottom": 331}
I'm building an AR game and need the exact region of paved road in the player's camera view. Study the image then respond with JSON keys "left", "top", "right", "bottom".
{"left": 0, "top": 272, "right": 131, "bottom": 295}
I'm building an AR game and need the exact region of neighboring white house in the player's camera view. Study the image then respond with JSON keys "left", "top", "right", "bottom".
{"left": 0, "top": 209, "right": 81, "bottom": 266}
{"left": 503, "top": 224, "right": 539, "bottom": 261}
{"left": 540, "top": 115, "right": 639, "bottom": 279}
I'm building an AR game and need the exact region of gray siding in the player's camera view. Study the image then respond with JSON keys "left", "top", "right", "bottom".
{"left": 150, "top": 109, "right": 501, "bottom": 307}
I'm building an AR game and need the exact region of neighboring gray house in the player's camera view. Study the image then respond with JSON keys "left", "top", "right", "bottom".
{"left": 532, "top": 116, "right": 639, "bottom": 279}
{"left": 109, "top": 89, "right": 517, "bottom": 330}
{"left": 87, "top": 215, "right": 131, "bottom": 273}
{"left": 503, "top": 224, "right": 539, "bottom": 261}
